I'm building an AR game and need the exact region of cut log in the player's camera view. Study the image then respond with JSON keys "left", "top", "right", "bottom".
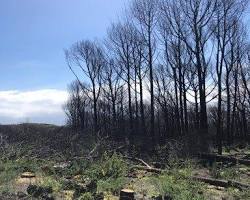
{"left": 120, "top": 189, "right": 135, "bottom": 200}
{"left": 200, "top": 153, "right": 250, "bottom": 166}
{"left": 191, "top": 176, "right": 250, "bottom": 190}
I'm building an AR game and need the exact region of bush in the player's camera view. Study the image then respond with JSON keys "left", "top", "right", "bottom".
{"left": 151, "top": 171, "right": 204, "bottom": 200}
{"left": 100, "top": 152, "right": 127, "bottom": 179}
{"left": 64, "top": 159, "right": 88, "bottom": 177}
{"left": 27, "top": 184, "right": 54, "bottom": 199}
{"left": 78, "top": 192, "right": 94, "bottom": 200}
{"left": 220, "top": 167, "right": 240, "bottom": 180}
{"left": 83, "top": 152, "right": 128, "bottom": 196}
{"left": 86, "top": 152, "right": 127, "bottom": 181}
{"left": 38, "top": 176, "right": 62, "bottom": 192}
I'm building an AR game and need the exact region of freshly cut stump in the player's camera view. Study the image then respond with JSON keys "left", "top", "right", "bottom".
{"left": 21, "top": 172, "right": 36, "bottom": 178}
{"left": 120, "top": 189, "right": 135, "bottom": 200}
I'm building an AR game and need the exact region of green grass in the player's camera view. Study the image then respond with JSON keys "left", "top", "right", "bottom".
{"left": 0, "top": 158, "right": 41, "bottom": 183}
{"left": 0, "top": 158, "right": 41, "bottom": 194}
{"left": 97, "top": 177, "right": 127, "bottom": 194}
{"left": 38, "top": 176, "right": 62, "bottom": 192}
{"left": 227, "top": 187, "right": 250, "bottom": 199}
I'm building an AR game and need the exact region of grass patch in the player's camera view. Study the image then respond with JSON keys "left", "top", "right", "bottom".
{"left": 0, "top": 158, "right": 41, "bottom": 183}
{"left": 97, "top": 177, "right": 127, "bottom": 194}
{"left": 220, "top": 167, "right": 240, "bottom": 180}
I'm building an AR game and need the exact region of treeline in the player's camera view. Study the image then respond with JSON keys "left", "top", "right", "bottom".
{"left": 64, "top": 0, "right": 250, "bottom": 153}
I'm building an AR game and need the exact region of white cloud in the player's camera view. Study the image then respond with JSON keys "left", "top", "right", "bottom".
{"left": 0, "top": 89, "right": 68, "bottom": 125}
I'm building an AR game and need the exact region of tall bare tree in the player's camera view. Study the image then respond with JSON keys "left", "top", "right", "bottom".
{"left": 66, "top": 40, "right": 103, "bottom": 135}
{"left": 131, "top": 0, "right": 158, "bottom": 143}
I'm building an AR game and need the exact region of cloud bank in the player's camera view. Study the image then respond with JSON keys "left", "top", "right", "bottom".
{"left": 0, "top": 89, "right": 68, "bottom": 125}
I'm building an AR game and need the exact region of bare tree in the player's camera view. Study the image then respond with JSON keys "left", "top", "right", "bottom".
{"left": 64, "top": 81, "right": 90, "bottom": 130}
{"left": 65, "top": 40, "right": 104, "bottom": 135}
{"left": 131, "top": 0, "right": 158, "bottom": 144}
{"left": 107, "top": 22, "right": 136, "bottom": 139}
{"left": 213, "top": 0, "right": 248, "bottom": 153}
{"left": 101, "top": 57, "right": 123, "bottom": 132}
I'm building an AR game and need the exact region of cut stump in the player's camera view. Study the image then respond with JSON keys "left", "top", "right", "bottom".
{"left": 120, "top": 189, "right": 135, "bottom": 200}
{"left": 21, "top": 172, "right": 36, "bottom": 178}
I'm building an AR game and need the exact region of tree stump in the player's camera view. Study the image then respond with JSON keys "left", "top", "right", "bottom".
{"left": 21, "top": 172, "right": 36, "bottom": 178}
{"left": 120, "top": 189, "right": 135, "bottom": 200}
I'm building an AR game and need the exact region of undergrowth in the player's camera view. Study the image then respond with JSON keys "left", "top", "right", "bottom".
{"left": 151, "top": 165, "right": 205, "bottom": 200}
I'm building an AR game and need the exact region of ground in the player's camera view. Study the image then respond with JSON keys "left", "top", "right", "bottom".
{"left": 0, "top": 124, "right": 249, "bottom": 199}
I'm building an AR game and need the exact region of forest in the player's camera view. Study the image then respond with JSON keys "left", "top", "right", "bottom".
{"left": 65, "top": 0, "right": 250, "bottom": 154}
{"left": 1, "top": 0, "right": 250, "bottom": 199}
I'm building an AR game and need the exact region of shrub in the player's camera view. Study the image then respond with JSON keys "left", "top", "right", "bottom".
{"left": 65, "top": 159, "right": 88, "bottom": 176}
{"left": 97, "top": 177, "right": 127, "bottom": 194}
{"left": 86, "top": 152, "right": 127, "bottom": 181}
{"left": 38, "top": 176, "right": 62, "bottom": 192}
{"left": 100, "top": 152, "right": 127, "bottom": 179}
{"left": 78, "top": 192, "right": 94, "bottom": 200}
{"left": 83, "top": 152, "right": 128, "bottom": 196}
{"left": 220, "top": 167, "right": 240, "bottom": 180}
{"left": 151, "top": 172, "right": 204, "bottom": 200}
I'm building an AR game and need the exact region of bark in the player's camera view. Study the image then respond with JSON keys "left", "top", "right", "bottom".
{"left": 148, "top": 30, "right": 155, "bottom": 144}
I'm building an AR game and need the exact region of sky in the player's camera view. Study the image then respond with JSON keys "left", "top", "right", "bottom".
{"left": 0, "top": 0, "right": 128, "bottom": 125}
{"left": 0, "top": 1, "right": 249, "bottom": 125}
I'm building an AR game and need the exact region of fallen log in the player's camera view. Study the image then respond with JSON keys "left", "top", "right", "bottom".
{"left": 123, "top": 156, "right": 153, "bottom": 169}
{"left": 191, "top": 176, "right": 250, "bottom": 190}
{"left": 192, "top": 176, "right": 228, "bottom": 187}
{"left": 130, "top": 165, "right": 163, "bottom": 173}
{"left": 200, "top": 153, "right": 250, "bottom": 166}
{"left": 123, "top": 155, "right": 165, "bottom": 173}
{"left": 229, "top": 180, "right": 250, "bottom": 190}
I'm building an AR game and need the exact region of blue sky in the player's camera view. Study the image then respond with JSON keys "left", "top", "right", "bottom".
{"left": 0, "top": 0, "right": 128, "bottom": 90}
{"left": 0, "top": 0, "right": 128, "bottom": 124}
